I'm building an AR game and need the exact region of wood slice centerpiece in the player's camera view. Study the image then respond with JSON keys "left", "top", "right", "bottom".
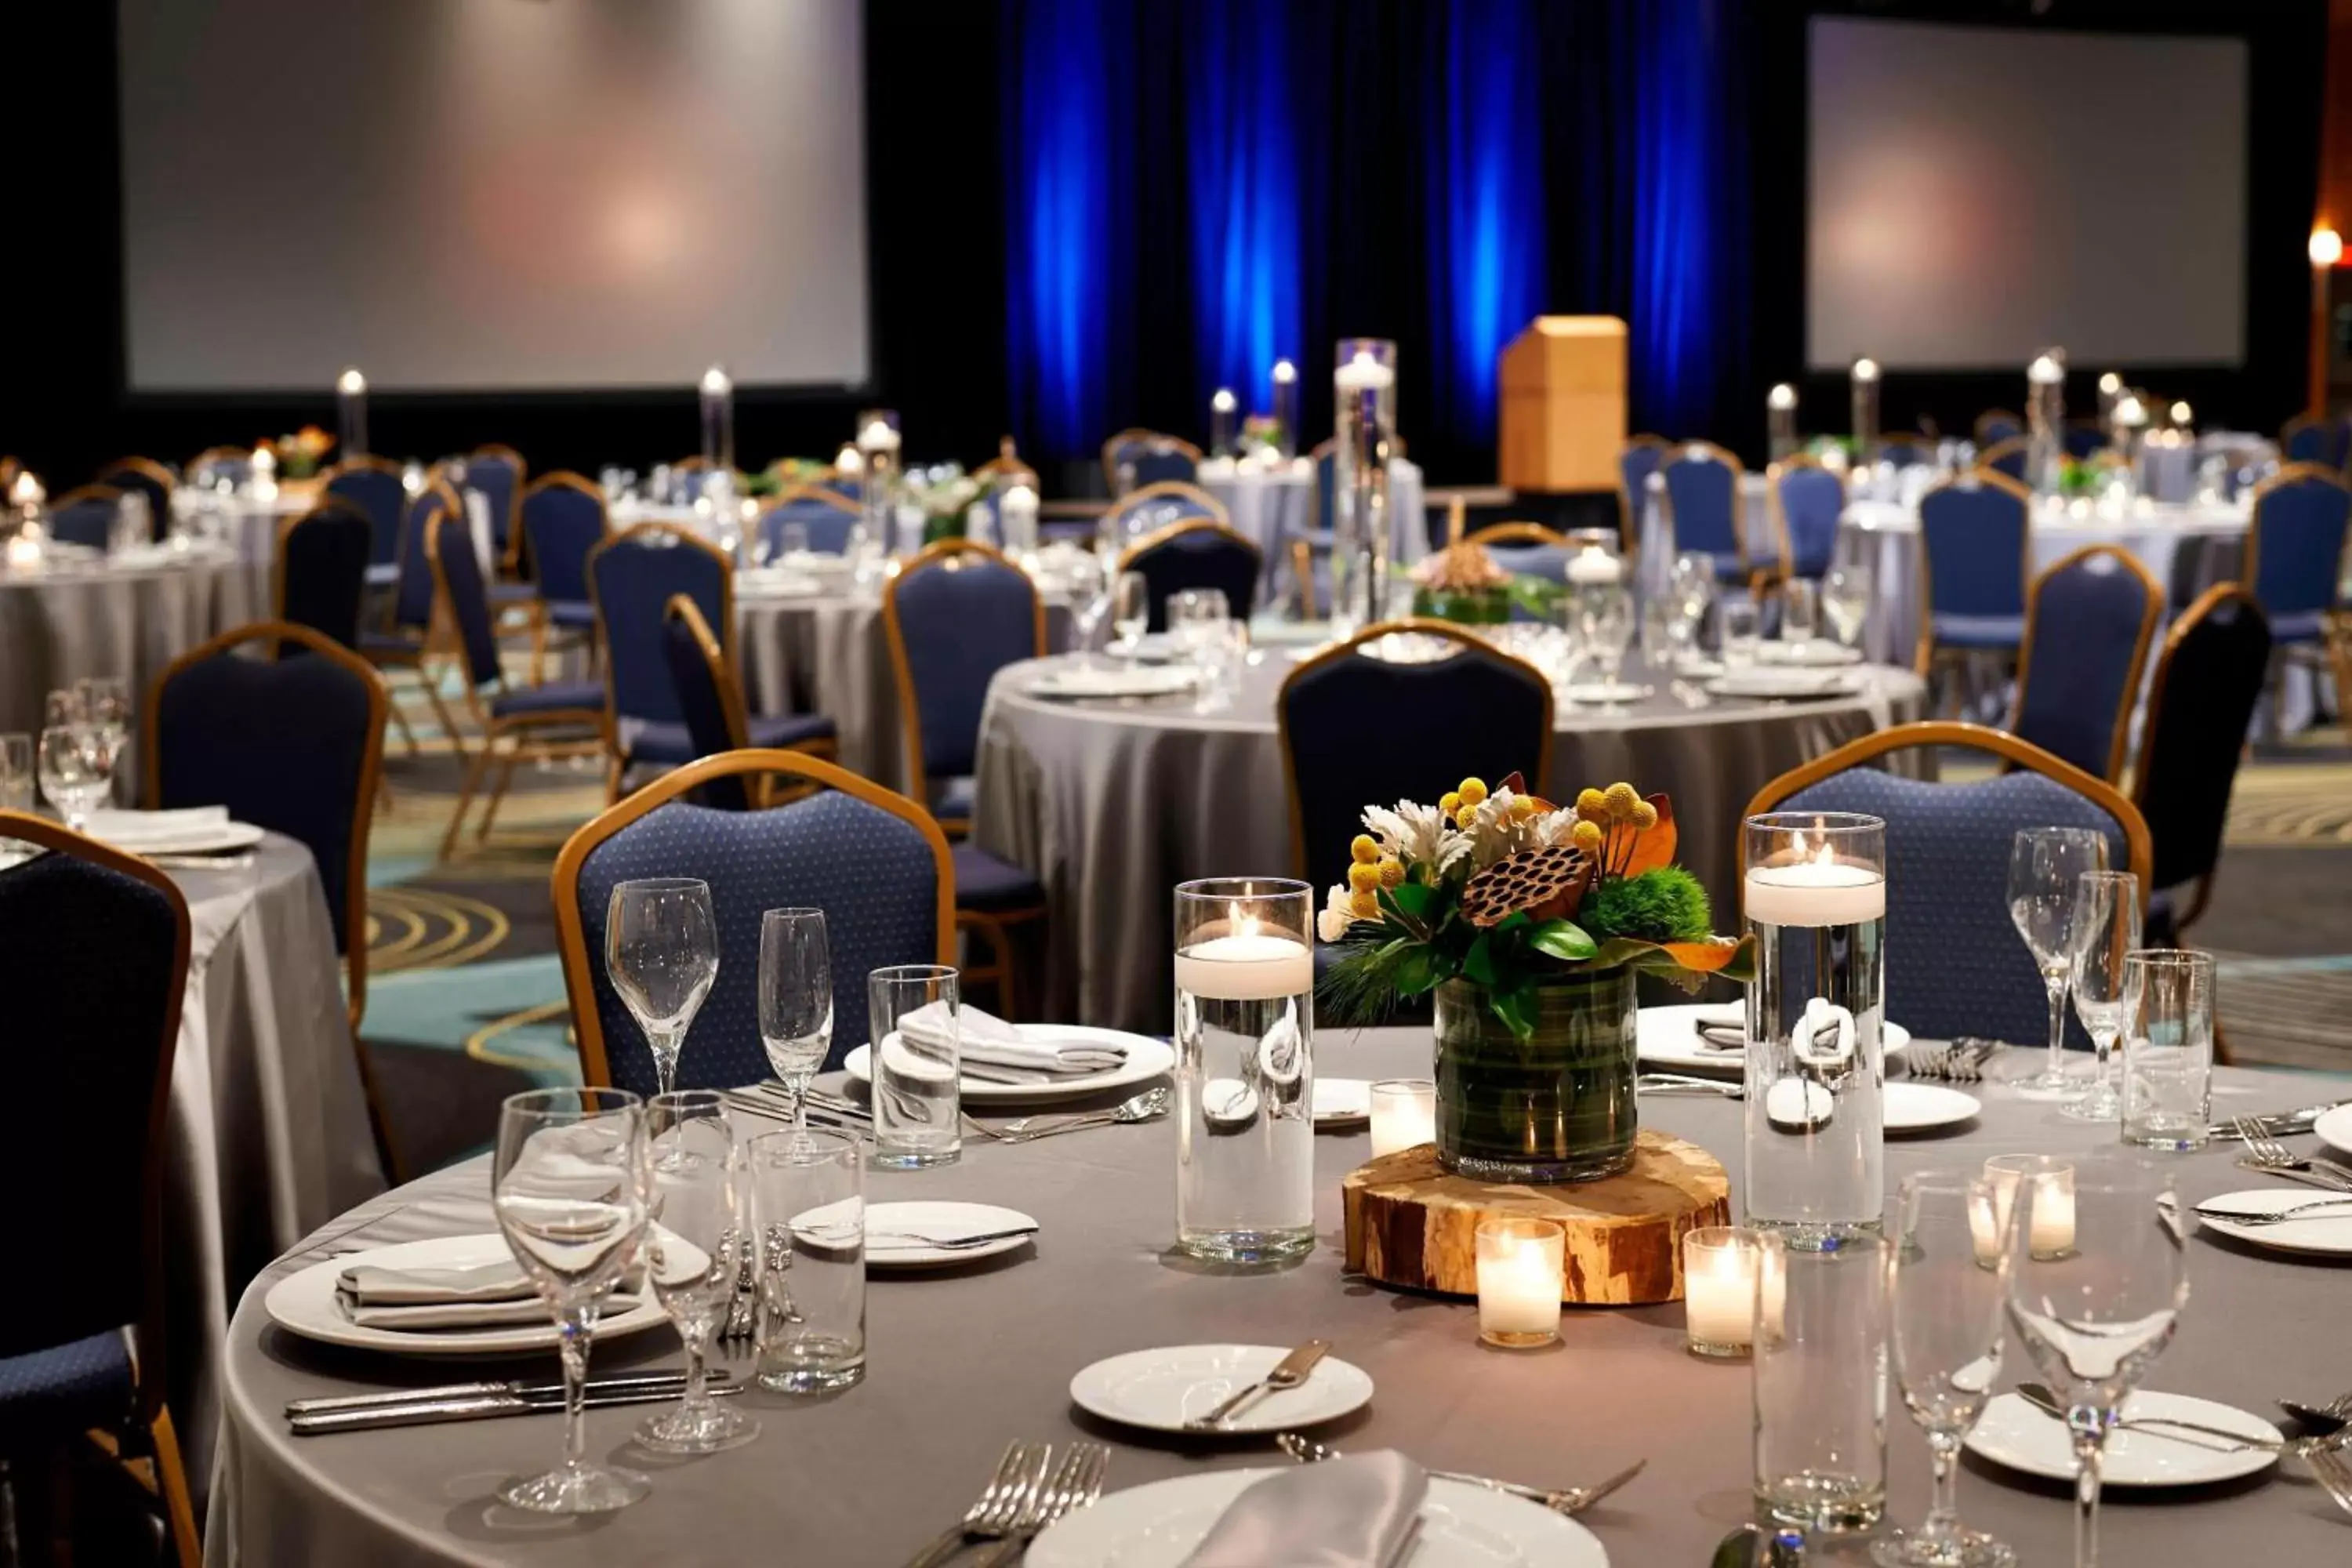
{"left": 1341, "top": 1131, "right": 1729, "bottom": 1305}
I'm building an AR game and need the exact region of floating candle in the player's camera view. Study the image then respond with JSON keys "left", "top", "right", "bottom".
{"left": 1743, "top": 831, "right": 1886, "bottom": 928}
{"left": 1173, "top": 902, "right": 1313, "bottom": 1002}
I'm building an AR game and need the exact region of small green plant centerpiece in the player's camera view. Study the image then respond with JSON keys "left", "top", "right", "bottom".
{"left": 1318, "top": 775, "right": 1752, "bottom": 1182}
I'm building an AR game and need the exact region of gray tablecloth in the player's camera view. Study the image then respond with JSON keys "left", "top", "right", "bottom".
{"left": 973, "top": 652, "right": 1926, "bottom": 1030}
{"left": 208, "top": 1031, "right": 2352, "bottom": 1566}
{"left": 172, "top": 834, "right": 387, "bottom": 1497}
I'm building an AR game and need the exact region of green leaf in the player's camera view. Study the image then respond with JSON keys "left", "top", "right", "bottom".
{"left": 1461, "top": 932, "right": 1497, "bottom": 986}
{"left": 1384, "top": 880, "right": 1437, "bottom": 920}
{"left": 1391, "top": 946, "right": 1442, "bottom": 996}
{"left": 1487, "top": 984, "right": 1537, "bottom": 1041}
{"left": 1529, "top": 919, "right": 1596, "bottom": 961}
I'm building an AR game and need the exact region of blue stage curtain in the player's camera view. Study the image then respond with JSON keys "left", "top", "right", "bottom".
{"left": 1185, "top": 0, "right": 1302, "bottom": 416}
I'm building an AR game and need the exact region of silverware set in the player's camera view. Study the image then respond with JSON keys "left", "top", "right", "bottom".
{"left": 904, "top": 1440, "right": 1111, "bottom": 1568}
{"left": 1908, "top": 1037, "right": 2001, "bottom": 1083}
{"left": 1275, "top": 1432, "right": 1645, "bottom": 1516}
{"left": 721, "top": 1080, "right": 1172, "bottom": 1146}
{"left": 2232, "top": 1116, "right": 2352, "bottom": 1192}
{"left": 1638, "top": 1073, "right": 1742, "bottom": 1098}
{"left": 1184, "top": 1341, "right": 1330, "bottom": 1430}
{"left": 2208, "top": 1100, "right": 2350, "bottom": 1142}
{"left": 284, "top": 1371, "right": 741, "bottom": 1436}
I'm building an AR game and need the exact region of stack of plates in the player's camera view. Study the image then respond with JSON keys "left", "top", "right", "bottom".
{"left": 1705, "top": 667, "right": 1864, "bottom": 701}
{"left": 85, "top": 808, "right": 264, "bottom": 857}
{"left": 1024, "top": 666, "right": 1199, "bottom": 701}
{"left": 1755, "top": 640, "right": 1863, "bottom": 667}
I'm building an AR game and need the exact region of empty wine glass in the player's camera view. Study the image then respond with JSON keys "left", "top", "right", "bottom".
{"left": 637, "top": 1091, "right": 759, "bottom": 1454}
{"left": 1780, "top": 579, "right": 1820, "bottom": 645}
{"left": 491, "top": 1087, "right": 651, "bottom": 1513}
{"left": 758, "top": 908, "right": 833, "bottom": 1126}
{"left": 37, "top": 725, "right": 108, "bottom": 833}
{"left": 74, "top": 677, "right": 130, "bottom": 771}
{"left": 1823, "top": 566, "right": 1872, "bottom": 650}
{"left": 1719, "top": 596, "right": 1762, "bottom": 669}
{"left": 2060, "top": 871, "right": 2140, "bottom": 1123}
{"left": 2004, "top": 1160, "right": 2187, "bottom": 1568}
{"left": 1874, "top": 1172, "right": 2014, "bottom": 1568}
{"left": 2006, "top": 828, "right": 2107, "bottom": 1098}
{"left": 1170, "top": 587, "right": 1229, "bottom": 663}
{"left": 1580, "top": 583, "right": 1635, "bottom": 691}
{"left": 1111, "top": 570, "right": 1149, "bottom": 658}
{"left": 605, "top": 878, "right": 720, "bottom": 1098}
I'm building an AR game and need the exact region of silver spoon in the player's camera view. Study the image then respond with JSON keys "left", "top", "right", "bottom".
{"left": 2014, "top": 1383, "right": 2281, "bottom": 1453}
{"left": 1277, "top": 1432, "right": 1644, "bottom": 1515}
{"left": 2278, "top": 1389, "right": 2352, "bottom": 1434}
{"left": 995, "top": 1087, "right": 1171, "bottom": 1143}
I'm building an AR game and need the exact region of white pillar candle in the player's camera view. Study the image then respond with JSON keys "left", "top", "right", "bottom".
{"left": 835, "top": 443, "right": 864, "bottom": 475}
{"left": 1743, "top": 857, "right": 1886, "bottom": 928}
{"left": 1270, "top": 358, "right": 1299, "bottom": 457}
{"left": 1334, "top": 351, "right": 1396, "bottom": 394}
{"left": 1368, "top": 1080, "right": 1436, "bottom": 1157}
{"left": 1173, "top": 903, "right": 1313, "bottom": 1001}
{"left": 9, "top": 472, "right": 44, "bottom": 510}
{"left": 336, "top": 366, "right": 368, "bottom": 459}
{"left": 1566, "top": 546, "right": 1622, "bottom": 585}
{"left": 1475, "top": 1218, "right": 1564, "bottom": 1347}
{"left": 858, "top": 419, "right": 902, "bottom": 455}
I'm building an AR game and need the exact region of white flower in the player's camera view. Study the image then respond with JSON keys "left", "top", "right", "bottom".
{"left": 1462, "top": 789, "right": 1537, "bottom": 868}
{"left": 1317, "top": 883, "right": 1359, "bottom": 942}
{"left": 1530, "top": 808, "right": 1583, "bottom": 850}
{"left": 1362, "top": 800, "right": 1468, "bottom": 877}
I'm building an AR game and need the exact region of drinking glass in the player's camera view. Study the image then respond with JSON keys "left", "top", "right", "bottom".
{"left": 1111, "top": 570, "right": 1149, "bottom": 655}
{"left": 2006, "top": 828, "right": 2107, "bottom": 1098}
{"left": 1823, "top": 567, "right": 1873, "bottom": 650}
{"left": 637, "top": 1091, "right": 758, "bottom": 1454}
{"left": 1579, "top": 583, "right": 1635, "bottom": 690}
{"left": 604, "top": 878, "right": 719, "bottom": 1098}
{"left": 1719, "top": 597, "right": 1762, "bottom": 668}
{"left": 747, "top": 1127, "right": 866, "bottom": 1392}
{"left": 1170, "top": 588, "right": 1231, "bottom": 667}
{"left": 37, "top": 725, "right": 107, "bottom": 833}
{"left": 1754, "top": 1232, "right": 1887, "bottom": 1533}
{"left": 1671, "top": 552, "right": 1716, "bottom": 633}
{"left": 0, "top": 733, "right": 31, "bottom": 811}
{"left": 42, "top": 689, "right": 87, "bottom": 730}
{"left": 74, "top": 677, "right": 130, "bottom": 772}
{"left": 491, "top": 1087, "right": 651, "bottom": 1513}
{"left": 758, "top": 908, "right": 832, "bottom": 1125}
{"left": 2005, "top": 1160, "right": 2187, "bottom": 1568}
{"left": 2060, "top": 872, "right": 2140, "bottom": 1123}
{"left": 1068, "top": 561, "right": 1111, "bottom": 667}
{"left": 869, "top": 964, "right": 960, "bottom": 1167}
{"left": 1780, "top": 579, "right": 1820, "bottom": 645}
{"left": 1875, "top": 1174, "right": 2014, "bottom": 1568}
{"left": 2119, "top": 949, "right": 2214, "bottom": 1151}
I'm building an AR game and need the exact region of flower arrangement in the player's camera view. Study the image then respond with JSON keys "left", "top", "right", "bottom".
{"left": 260, "top": 426, "right": 334, "bottom": 479}
{"left": 1238, "top": 414, "right": 1287, "bottom": 460}
{"left": 1408, "top": 540, "right": 1511, "bottom": 593}
{"left": 1318, "top": 774, "right": 1752, "bottom": 1038}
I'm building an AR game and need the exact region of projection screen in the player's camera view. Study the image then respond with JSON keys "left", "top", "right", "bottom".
{"left": 1807, "top": 17, "right": 2247, "bottom": 370}
{"left": 118, "top": 0, "right": 869, "bottom": 391}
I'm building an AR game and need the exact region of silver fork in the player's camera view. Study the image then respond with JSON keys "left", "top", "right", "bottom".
{"left": 902, "top": 1442, "right": 1049, "bottom": 1568}
{"left": 2235, "top": 1117, "right": 2352, "bottom": 1191}
{"left": 2194, "top": 1196, "right": 2352, "bottom": 1226}
{"left": 973, "top": 1442, "right": 1110, "bottom": 1567}
{"left": 2308, "top": 1441, "right": 2352, "bottom": 1519}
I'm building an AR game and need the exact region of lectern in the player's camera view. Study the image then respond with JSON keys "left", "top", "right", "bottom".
{"left": 1498, "top": 317, "right": 1627, "bottom": 492}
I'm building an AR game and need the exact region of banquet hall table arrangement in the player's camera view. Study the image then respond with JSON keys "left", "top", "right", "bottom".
{"left": 1196, "top": 455, "right": 1430, "bottom": 607}
{"left": 972, "top": 650, "right": 1924, "bottom": 1030}
{"left": 209, "top": 1029, "right": 2351, "bottom": 1566}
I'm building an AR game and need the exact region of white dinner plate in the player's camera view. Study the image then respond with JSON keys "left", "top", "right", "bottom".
{"left": 1561, "top": 681, "right": 1651, "bottom": 704}
{"left": 1635, "top": 1004, "right": 1911, "bottom": 1078}
{"left": 1314, "top": 1077, "right": 1371, "bottom": 1127}
{"left": 1069, "top": 1345, "right": 1375, "bottom": 1436}
{"left": 1882, "top": 1081, "right": 1980, "bottom": 1132}
{"left": 92, "top": 821, "right": 267, "bottom": 857}
{"left": 1704, "top": 670, "right": 1865, "bottom": 701}
{"left": 1028, "top": 1469, "right": 1608, "bottom": 1568}
{"left": 263, "top": 1234, "right": 672, "bottom": 1357}
{"left": 1965, "top": 1391, "right": 2281, "bottom": 1487}
{"left": 862, "top": 1200, "right": 1038, "bottom": 1269}
{"left": 844, "top": 1026, "right": 1174, "bottom": 1105}
{"left": 2314, "top": 1103, "right": 2352, "bottom": 1160}
{"left": 733, "top": 571, "right": 828, "bottom": 600}
{"left": 1756, "top": 639, "right": 1864, "bottom": 667}
{"left": 1024, "top": 665, "right": 1200, "bottom": 700}
{"left": 2191, "top": 1188, "right": 2352, "bottom": 1257}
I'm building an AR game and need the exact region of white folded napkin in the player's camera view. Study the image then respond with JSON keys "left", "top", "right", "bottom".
{"left": 339, "top": 1293, "right": 645, "bottom": 1332}
{"left": 84, "top": 807, "right": 229, "bottom": 849}
{"left": 1691, "top": 1004, "right": 1745, "bottom": 1052}
{"left": 1182, "top": 1452, "right": 1428, "bottom": 1568}
{"left": 898, "top": 1000, "right": 1127, "bottom": 1081}
{"left": 336, "top": 1248, "right": 644, "bottom": 1331}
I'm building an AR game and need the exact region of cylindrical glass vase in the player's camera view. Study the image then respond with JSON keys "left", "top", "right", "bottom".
{"left": 1432, "top": 971, "right": 1638, "bottom": 1185}
{"left": 1754, "top": 1232, "right": 1888, "bottom": 1534}
{"left": 1331, "top": 339, "right": 1397, "bottom": 639}
{"left": 855, "top": 408, "right": 901, "bottom": 559}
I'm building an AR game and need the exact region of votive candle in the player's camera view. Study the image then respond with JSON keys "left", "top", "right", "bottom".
{"left": 1368, "top": 1079, "right": 1436, "bottom": 1157}
{"left": 1683, "top": 1226, "right": 1783, "bottom": 1356}
{"left": 1974, "top": 1155, "right": 2075, "bottom": 1264}
{"left": 1475, "top": 1218, "right": 1564, "bottom": 1348}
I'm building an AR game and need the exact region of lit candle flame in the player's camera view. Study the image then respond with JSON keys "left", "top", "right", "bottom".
{"left": 1229, "top": 900, "right": 1259, "bottom": 940}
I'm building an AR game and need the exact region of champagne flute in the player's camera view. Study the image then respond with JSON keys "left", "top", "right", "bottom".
{"left": 604, "top": 878, "right": 719, "bottom": 1098}
{"left": 757, "top": 907, "right": 833, "bottom": 1125}
{"left": 2006, "top": 828, "right": 2107, "bottom": 1098}
{"left": 491, "top": 1087, "right": 651, "bottom": 1513}
{"left": 1582, "top": 583, "right": 1635, "bottom": 694}
{"left": 36, "top": 725, "right": 107, "bottom": 833}
{"left": 637, "top": 1091, "right": 759, "bottom": 1454}
{"left": 2060, "top": 871, "right": 2140, "bottom": 1123}
{"left": 74, "top": 677, "right": 131, "bottom": 773}
{"left": 1874, "top": 1172, "right": 2014, "bottom": 1568}
{"left": 2004, "top": 1160, "right": 2187, "bottom": 1568}
{"left": 1111, "top": 570, "right": 1149, "bottom": 659}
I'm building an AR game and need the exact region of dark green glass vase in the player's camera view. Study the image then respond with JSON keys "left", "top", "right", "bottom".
{"left": 1432, "top": 971, "right": 1639, "bottom": 1183}
{"left": 1410, "top": 585, "right": 1509, "bottom": 626}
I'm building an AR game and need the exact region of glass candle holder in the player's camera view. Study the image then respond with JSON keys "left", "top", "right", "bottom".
{"left": 855, "top": 408, "right": 902, "bottom": 557}
{"left": 1755, "top": 1232, "right": 1887, "bottom": 1534}
{"left": 1684, "top": 1226, "right": 1779, "bottom": 1358}
{"left": 1975, "top": 1154, "right": 2074, "bottom": 1265}
{"left": 1270, "top": 358, "right": 1299, "bottom": 458}
{"left": 1172, "top": 880, "right": 1315, "bottom": 1264}
{"left": 1330, "top": 338, "right": 1398, "bottom": 638}
{"left": 1475, "top": 1217, "right": 1565, "bottom": 1348}
{"left": 1367, "top": 1079, "right": 1436, "bottom": 1158}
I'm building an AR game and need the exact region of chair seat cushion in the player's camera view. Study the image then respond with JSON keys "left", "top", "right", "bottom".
{"left": 1930, "top": 612, "right": 2025, "bottom": 648}
{"left": 0, "top": 1330, "right": 133, "bottom": 1452}
{"left": 491, "top": 680, "right": 607, "bottom": 720}
{"left": 628, "top": 711, "right": 837, "bottom": 764}
{"left": 489, "top": 582, "right": 538, "bottom": 606}
{"left": 547, "top": 599, "right": 597, "bottom": 630}
{"left": 953, "top": 841, "right": 1044, "bottom": 911}
{"left": 1711, "top": 554, "right": 1750, "bottom": 584}
{"left": 2267, "top": 608, "right": 2325, "bottom": 644}
{"left": 358, "top": 628, "right": 423, "bottom": 659}
{"left": 935, "top": 777, "right": 976, "bottom": 822}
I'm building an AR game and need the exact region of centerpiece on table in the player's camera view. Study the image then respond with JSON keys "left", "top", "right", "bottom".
{"left": 261, "top": 426, "right": 334, "bottom": 481}
{"left": 1317, "top": 775, "right": 1751, "bottom": 1182}
{"left": 1406, "top": 539, "right": 1567, "bottom": 628}
{"left": 905, "top": 466, "right": 991, "bottom": 546}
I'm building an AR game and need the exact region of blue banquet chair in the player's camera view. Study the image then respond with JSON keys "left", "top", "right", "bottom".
{"left": 2009, "top": 544, "right": 2162, "bottom": 782}
{"left": 1977, "top": 437, "right": 2031, "bottom": 485}
{"left": 1876, "top": 433, "right": 1934, "bottom": 470}
{"left": 325, "top": 456, "right": 408, "bottom": 584}
{"left": 1115, "top": 518, "right": 1264, "bottom": 631}
{"left": 2129, "top": 585, "right": 2271, "bottom": 951}
{"left": 1102, "top": 480, "right": 1229, "bottom": 549}
{"left": 96, "top": 456, "right": 175, "bottom": 542}
{"left": 518, "top": 471, "right": 611, "bottom": 680}
{"left": 1617, "top": 435, "right": 1671, "bottom": 557}
{"left": 1973, "top": 410, "right": 2024, "bottom": 448}
{"left": 1913, "top": 470, "right": 2032, "bottom": 691}
{"left": 881, "top": 539, "right": 1051, "bottom": 1017}
{"left": 0, "top": 811, "right": 200, "bottom": 1568}
{"left": 1744, "top": 722, "right": 2151, "bottom": 1050}
{"left": 46, "top": 484, "right": 122, "bottom": 550}
{"left": 1766, "top": 457, "right": 1844, "bottom": 583}
{"left": 465, "top": 444, "right": 526, "bottom": 572}
{"left": 1470, "top": 521, "right": 1573, "bottom": 584}
{"left": 2240, "top": 462, "right": 2350, "bottom": 731}
{"left": 586, "top": 522, "right": 837, "bottom": 800}
{"left": 2279, "top": 414, "right": 2348, "bottom": 471}
{"left": 1660, "top": 441, "right": 1748, "bottom": 584}
{"left": 661, "top": 594, "right": 764, "bottom": 813}
{"left": 359, "top": 476, "right": 466, "bottom": 754}
{"left": 186, "top": 445, "right": 252, "bottom": 488}
{"left": 2061, "top": 424, "right": 2109, "bottom": 462}
{"left": 757, "top": 484, "right": 862, "bottom": 557}
{"left": 1101, "top": 428, "right": 1202, "bottom": 492}
{"left": 552, "top": 750, "right": 955, "bottom": 1088}
{"left": 274, "top": 503, "right": 372, "bottom": 650}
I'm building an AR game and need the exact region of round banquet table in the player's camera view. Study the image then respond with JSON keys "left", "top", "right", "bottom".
{"left": 208, "top": 1029, "right": 2352, "bottom": 1567}
{"left": 972, "top": 650, "right": 1926, "bottom": 1031}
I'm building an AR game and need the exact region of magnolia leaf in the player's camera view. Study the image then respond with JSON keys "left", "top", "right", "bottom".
{"left": 1385, "top": 880, "right": 1438, "bottom": 921}
{"left": 1488, "top": 983, "right": 1537, "bottom": 1041}
{"left": 1620, "top": 792, "right": 1679, "bottom": 877}
{"left": 1493, "top": 909, "right": 1530, "bottom": 933}
{"left": 1584, "top": 932, "right": 1754, "bottom": 982}
{"left": 1461, "top": 932, "right": 1498, "bottom": 986}
{"left": 1529, "top": 919, "right": 1597, "bottom": 961}
{"left": 1392, "top": 946, "right": 1442, "bottom": 996}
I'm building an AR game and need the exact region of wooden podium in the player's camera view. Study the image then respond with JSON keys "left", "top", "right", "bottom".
{"left": 1498, "top": 317, "right": 1627, "bottom": 492}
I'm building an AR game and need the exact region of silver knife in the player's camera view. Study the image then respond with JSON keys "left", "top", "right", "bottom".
{"left": 289, "top": 1381, "right": 742, "bottom": 1436}
{"left": 1185, "top": 1341, "right": 1331, "bottom": 1430}
{"left": 285, "top": 1369, "right": 720, "bottom": 1418}
{"left": 2208, "top": 1102, "right": 2347, "bottom": 1139}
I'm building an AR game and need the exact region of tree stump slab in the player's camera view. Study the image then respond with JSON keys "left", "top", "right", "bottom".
{"left": 1341, "top": 1132, "right": 1730, "bottom": 1305}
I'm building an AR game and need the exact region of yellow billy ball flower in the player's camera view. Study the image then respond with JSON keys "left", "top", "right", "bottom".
{"left": 1456, "top": 778, "right": 1488, "bottom": 810}
{"left": 1508, "top": 794, "right": 1540, "bottom": 822}
{"left": 1377, "top": 856, "right": 1405, "bottom": 888}
{"left": 1349, "top": 833, "right": 1380, "bottom": 865}
{"left": 1571, "top": 819, "right": 1604, "bottom": 853}
{"left": 1631, "top": 800, "right": 1659, "bottom": 830}
{"left": 1575, "top": 787, "right": 1608, "bottom": 822}
{"left": 1439, "top": 791, "right": 1462, "bottom": 819}
{"left": 1347, "top": 861, "right": 1381, "bottom": 892}
{"left": 1603, "top": 782, "right": 1640, "bottom": 818}
{"left": 1351, "top": 888, "right": 1380, "bottom": 918}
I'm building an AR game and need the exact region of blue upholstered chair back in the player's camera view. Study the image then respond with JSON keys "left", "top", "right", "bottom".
{"left": 661, "top": 603, "right": 752, "bottom": 812}
{"left": 888, "top": 550, "right": 1040, "bottom": 781}
{"left": 429, "top": 511, "right": 504, "bottom": 691}
{"left": 1105, "top": 434, "right": 1198, "bottom": 489}
{"left": 520, "top": 480, "right": 608, "bottom": 607}
{"left": 2281, "top": 420, "right": 2347, "bottom": 469}
{"left": 2013, "top": 548, "right": 2158, "bottom": 781}
{"left": 393, "top": 484, "right": 459, "bottom": 630}
{"left": 1918, "top": 480, "right": 2028, "bottom": 642}
{"left": 1976, "top": 414, "right": 2024, "bottom": 447}
{"left": 1774, "top": 466, "right": 1844, "bottom": 579}
{"left": 154, "top": 637, "right": 376, "bottom": 956}
{"left": 1281, "top": 638, "right": 1552, "bottom": 895}
{"left": 97, "top": 463, "right": 172, "bottom": 543}
{"left": 758, "top": 495, "right": 859, "bottom": 556}
{"left": 1121, "top": 525, "right": 1262, "bottom": 632}
{"left": 1878, "top": 434, "right": 1933, "bottom": 470}
{"left": 1108, "top": 488, "right": 1219, "bottom": 545}
{"left": 2136, "top": 590, "right": 2271, "bottom": 893}
{"left": 1981, "top": 441, "right": 2030, "bottom": 485}
{"left": 1619, "top": 443, "right": 1666, "bottom": 530}
{"left": 1314, "top": 446, "right": 1338, "bottom": 538}
{"left": 48, "top": 492, "right": 118, "bottom": 551}
{"left": 326, "top": 466, "right": 406, "bottom": 569}
{"left": 189, "top": 452, "right": 251, "bottom": 488}
{"left": 278, "top": 505, "right": 372, "bottom": 649}
{"left": 465, "top": 451, "right": 522, "bottom": 552}
{"left": 590, "top": 528, "right": 729, "bottom": 729}
{"left": 1776, "top": 768, "right": 2128, "bottom": 1047}
{"left": 0, "top": 832, "right": 182, "bottom": 1359}
{"left": 2061, "top": 426, "right": 2108, "bottom": 462}
{"left": 821, "top": 476, "right": 863, "bottom": 502}
{"left": 1662, "top": 448, "right": 1741, "bottom": 568}
{"left": 2245, "top": 471, "right": 2350, "bottom": 640}
{"left": 568, "top": 791, "right": 943, "bottom": 1084}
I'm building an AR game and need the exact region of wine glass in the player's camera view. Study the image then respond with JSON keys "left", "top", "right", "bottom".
{"left": 1111, "top": 570, "right": 1149, "bottom": 658}
{"left": 1580, "top": 584, "right": 1635, "bottom": 693}
{"left": 37, "top": 725, "right": 108, "bottom": 833}
{"left": 74, "top": 677, "right": 130, "bottom": 772}
{"left": 637, "top": 1091, "right": 759, "bottom": 1454}
{"left": 757, "top": 908, "right": 833, "bottom": 1125}
{"left": 1719, "top": 596, "right": 1762, "bottom": 669}
{"left": 2060, "top": 871, "right": 2140, "bottom": 1123}
{"left": 1874, "top": 1171, "right": 2014, "bottom": 1568}
{"left": 2004, "top": 1160, "right": 2187, "bottom": 1568}
{"left": 1823, "top": 565, "right": 1873, "bottom": 650}
{"left": 2006, "top": 828, "right": 2107, "bottom": 1098}
{"left": 604, "top": 878, "right": 719, "bottom": 1098}
{"left": 491, "top": 1087, "right": 651, "bottom": 1513}
{"left": 1065, "top": 554, "right": 1110, "bottom": 670}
